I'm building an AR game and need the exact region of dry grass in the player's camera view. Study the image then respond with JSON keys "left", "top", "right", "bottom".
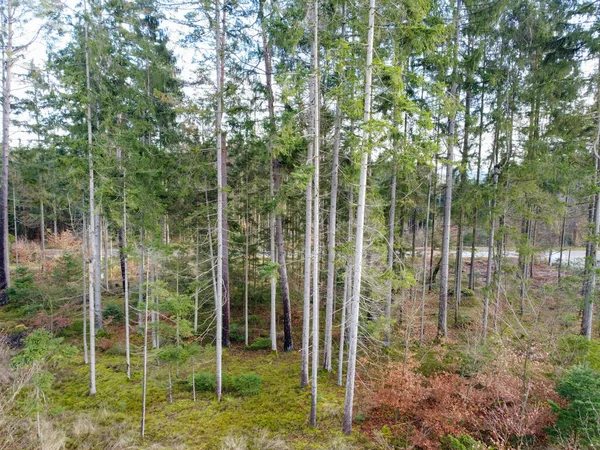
{"left": 46, "top": 231, "right": 81, "bottom": 251}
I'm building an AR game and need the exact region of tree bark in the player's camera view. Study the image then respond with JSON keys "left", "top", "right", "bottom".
{"left": 309, "top": 0, "right": 320, "bottom": 426}
{"left": 385, "top": 165, "right": 397, "bottom": 347}
{"left": 215, "top": 0, "right": 224, "bottom": 401}
{"left": 438, "top": 0, "right": 461, "bottom": 337}
{"left": 0, "top": 0, "right": 12, "bottom": 303}
{"left": 343, "top": 0, "right": 375, "bottom": 434}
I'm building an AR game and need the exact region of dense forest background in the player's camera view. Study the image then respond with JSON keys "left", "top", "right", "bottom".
{"left": 1, "top": 0, "right": 600, "bottom": 448}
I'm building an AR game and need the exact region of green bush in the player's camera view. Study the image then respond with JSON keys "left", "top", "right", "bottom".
{"left": 188, "top": 372, "right": 262, "bottom": 396}
{"left": 245, "top": 337, "right": 271, "bottom": 350}
{"left": 230, "top": 373, "right": 262, "bottom": 396}
{"left": 229, "top": 323, "right": 245, "bottom": 343}
{"left": 189, "top": 372, "right": 216, "bottom": 392}
{"left": 103, "top": 302, "right": 124, "bottom": 322}
{"left": 550, "top": 365, "right": 600, "bottom": 448}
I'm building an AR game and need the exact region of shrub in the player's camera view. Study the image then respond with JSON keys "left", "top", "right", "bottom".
{"left": 229, "top": 323, "right": 245, "bottom": 343}
{"left": 103, "top": 302, "right": 124, "bottom": 322}
{"left": 245, "top": 337, "right": 271, "bottom": 351}
{"left": 550, "top": 365, "right": 600, "bottom": 448}
{"left": 230, "top": 373, "right": 262, "bottom": 396}
{"left": 189, "top": 372, "right": 217, "bottom": 392}
{"left": 188, "top": 372, "right": 262, "bottom": 396}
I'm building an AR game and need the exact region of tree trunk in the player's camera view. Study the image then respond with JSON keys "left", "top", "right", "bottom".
{"left": 469, "top": 89, "right": 485, "bottom": 290}
{"left": 215, "top": 0, "right": 224, "bottom": 402}
{"left": 83, "top": 214, "right": 89, "bottom": 365}
{"left": 482, "top": 167, "right": 498, "bottom": 343}
{"left": 323, "top": 4, "right": 345, "bottom": 368}
{"left": 385, "top": 165, "right": 397, "bottom": 347}
{"left": 123, "top": 190, "right": 131, "bottom": 379}
{"left": 309, "top": 0, "right": 320, "bottom": 426}
{"left": 338, "top": 188, "right": 354, "bottom": 386}
{"left": 420, "top": 171, "right": 432, "bottom": 346}
{"left": 438, "top": 0, "right": 461, "bottom": 337}
{"left": 0, "top": 0, "right": 12, "bottom": 303}
{"left": 343, "top": 0, "right": 375, "bottom": 434}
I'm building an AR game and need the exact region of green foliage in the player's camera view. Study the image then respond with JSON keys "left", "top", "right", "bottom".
{"left": 188, "top": 372, "right": 262, "bottom": 396}
{"left": 189, "top": 371, "right": 216, "bottom": 392}
{"left": 229, "top": 323, "right": 245, "bottom": 343}
{"left": 103, "top": 302, "right": 124, "bottom": 322}
{"left": 12, "top": 329, "right": 67, "bottom": 367}
{"left": 7, "top": 266, "right": 43, "bottom": 305}
{"left": 229, "top": 373, "right": 262, "bottom": 396}
{"left": 550, "top": 366, "right": 600, "bottom": 448}
{"left": 245, "top": 337, "right": 272, "bottom": 351}
{"left": 553, "top": 336, "right": 600, "bottom": 371}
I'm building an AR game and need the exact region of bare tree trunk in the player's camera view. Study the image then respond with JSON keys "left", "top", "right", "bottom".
{"left": 84, "top": 0, "right": 97, "bottom": 395}
{"left": 469, "top": 90, "right": 485, "bottom": 290}
{"left": 0, "top": 0, "right": 13, "bottom": 302}
{"left": 438, "top": 0, "right": 461, "bottom": 338}
{"left": 338, "top": 189, "right": 354, "bottom": 386}
{"left": 138, "top": 230, "right": 144, "bottom": 329}
{"left": 385, "top": 165, "right": 397, "bottom": 347}
{"left": 482, "top": 167, "right": 499, "bottom": 343}
{"left": 429, "top": 156, "right": 438, "bottom": 290}
{"left": 301, "top": 95, "right": 314, "bottom": 386}
{"left": 324, "top": 4, "right": 345, "bottom": 369}
{"left": 420, "top": 171, "right": 432, "bottom": 346}
{"left": 244, "top": 189, "right": 249, "bottom": 346}
{"left": 343, "top": 0, "right": 375, "bottom": 434}
{"left": 309, "top": 0, "right": 320, "bottom": 426}
{"left": 12, "top": 186, "right": 17, "bottom": 266}
{"left": 194, "top": 228, "right": 199, "bottom": 334}
{"left": 140, "top": 259, "right": 150, "bottom": 438}
{"left": 40, "top": 198, "right": 45, "bottom": 272}
{"left": 83, "top": 214, "right": 89, "bottom": 364}
{"left": 123, "top": 190, "right": 130, "bottom": 379}
{"left": 558, "top": 201, "right": 566, "bottom": 281}
{"left": 215, "top": 0, "right": 224, "bottom": 401}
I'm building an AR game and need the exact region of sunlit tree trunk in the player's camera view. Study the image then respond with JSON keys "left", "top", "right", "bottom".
{"left": 385, "top": 165, "right": 397, "bottom": 347}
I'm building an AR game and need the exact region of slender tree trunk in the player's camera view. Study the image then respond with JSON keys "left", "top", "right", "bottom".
{"left": 482, "top": 167, "right": 498, "bottom": 343}
{"left": 343, "top": 0, "right": 375, "bottom": 434}
{"left": 429, "top": 156, "right": 438, "bottom": 290}
{"left": 214, "top": 0, "right": 224, "bottom": 401}
{"left": 221, "top": 135, "right": 230, "bottom": 348}
{"left": 40, "top": 198, "right": 45, "bottom": 272}
{"left": 94, "top": 213, "right": 102, "bottom": 330}
{"left": 12, "top": 186, "right": 17, "bottom": 266}
{"left": 138, "top": 230, "right": 144, "bottom": 330}
{"left": 194, "top": 228, "right": 199, "bottom": 333}
{"left": 324, "top": 4, "right": 345, "bottom": 368}
{"left": 140, "top": 260, "right": 150, "bottom": 438}
{"left": 420, "top": 172, "right": 432, "bottom": 346}
{"left": 338, "top": 189, "right": 354, "bottom": 386}
{"left": 469, "top": 90, "right": 485, "bottom": 290}
{"left": 309, "top": 0, "right": 320, "bottom": 426}
{"left": 0, "top": 0, "right": 12, "bottom": 302}
{"left": 385, "top": 165, "right": 397, "bottom": 347}
{"left": 84, "top": 0, "right": 97, "bottom": 396}
{"left": 123, "top": 190, "right": 130, "bottom": 379}
{"left": 301, "top": 96, "right": 314, "bottom": 387}
{"left": 558, "top": 199, "right": 567, "bottom": 281}
{"left": 83, "top": 214, "right": 88, "bottom": 364}
{"left": 244, "top": 189, "right": 249, "bottom": 346}
{"left": 438, "top": 0, "right": 461, "bottom": 337}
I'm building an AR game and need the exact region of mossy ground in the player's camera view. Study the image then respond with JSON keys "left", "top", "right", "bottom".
{"left": 38, "top": 335, "right": 368, "bottom": 449}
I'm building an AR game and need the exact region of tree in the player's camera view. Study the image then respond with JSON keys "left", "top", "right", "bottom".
{"left": 343, "top": 0, "right": 375, "bottom": 434}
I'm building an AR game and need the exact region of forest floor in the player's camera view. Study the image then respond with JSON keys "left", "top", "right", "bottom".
{"left": 0, "top": 241, "right": 592, "bottom": 449}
